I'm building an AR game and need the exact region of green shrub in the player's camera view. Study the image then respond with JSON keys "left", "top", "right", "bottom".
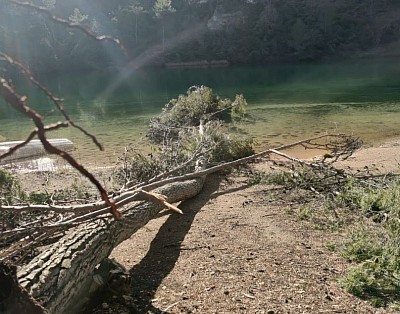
{"left": 115, "top": 86, "right": 254, "bottom": 186}
{"left": 0, "top": 169, "right": 26, "bottom": 230}
{"left": 28, "top": 192, "right": 51, "bottom": 204}
{"left": 340, "top": 260, "right": 400, "bottom": 307}
{"left": 337, "top": 178, "right": 400, "bottom": 221}
{"left": 341, "top": 225, "right": 384, "bottom": 263}
{"left": 198, "top": 121, "right": 254, "bottom": 163}
{"left": 248, "top": 170, "right": 293, "bottom": 186}
{"left": 337, "top": 177, "right": 400, "bottom": 307}
{"left": 0, "top": 169, "right": 25, "bottom": 205}
{"left": 114, "top": 147, "right": 166, "bottom": 186}
{"left": 147, "top": 86, "right": 247, "bottom": 144}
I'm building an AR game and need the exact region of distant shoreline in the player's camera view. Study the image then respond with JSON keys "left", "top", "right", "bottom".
{"left": 165, "top": 60, "right": 229, "bottom": 69}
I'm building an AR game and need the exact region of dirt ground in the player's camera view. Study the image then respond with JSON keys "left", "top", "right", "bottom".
{"left": 10, "top": 139, "right": 400, "bottom": 313}
{"left": 78, "top": 140, "right": 400, "bottom": 314}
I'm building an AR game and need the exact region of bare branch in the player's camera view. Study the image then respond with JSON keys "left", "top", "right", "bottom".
{"left": 0, "top": 130, "right": 36, "bottom": 161}
{"left": 127, "top": 133, "right": 353, "bottom": 190}
{"left": 0, "top": 133, "right": 356, "bottom": 214}
{"left": 6, "top": 0, "right": 131, "bottom": 59}
{"left": 0, "top": 77, "right": 122, "bottom": 219}
{"left": 0, "top": 122, "right": 70, "bottom": 162}
{"left": 0, "top": 52, "right": 104, "bottom": 151}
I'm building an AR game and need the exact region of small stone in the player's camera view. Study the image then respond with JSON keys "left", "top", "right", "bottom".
{"left": 267, "top": 311, "right": 275, "bottom": 314}
{"left": 325, "top": 294, "right": 334, "bottom": 301}
{"left": 101, "top": 303, "right": 109, "bottom": 310}
{"left": 122, "top": 295, "right": 134, "bottom": 303}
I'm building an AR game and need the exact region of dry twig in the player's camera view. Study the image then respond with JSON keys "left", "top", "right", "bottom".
{"left": 5, "top": 0, "right": 130, "bottom": 58}
{"left": 0, "top": 52, "right": 103, "bottom": 150}
{"left": 0, "top": 78, "right": 122, "bottom": 220}
{"left": 0, "top": 1, "right": 135, "bottom": 220}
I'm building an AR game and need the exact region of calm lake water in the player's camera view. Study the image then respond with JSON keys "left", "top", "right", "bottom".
{"left": 1, "top": 58, "right": 400, "bottom": 166}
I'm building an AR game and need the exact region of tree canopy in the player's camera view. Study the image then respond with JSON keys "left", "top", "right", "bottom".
{"left": 0, "top": 0, "right": 400, "bottom": 74}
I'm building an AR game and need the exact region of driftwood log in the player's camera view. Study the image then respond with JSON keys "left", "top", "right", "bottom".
{"left": 0, "top": 139, "right": 74, "bottom": 165}
{"left": 16, "top": 177, "right": 205, "bottom": 314}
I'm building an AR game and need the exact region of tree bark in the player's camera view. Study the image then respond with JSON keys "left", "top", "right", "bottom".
{"left": 0, "top": 262, "right": 48, "bottom": 314}
{"left": 16, "top": 177, "right": 205, "bottom": 314}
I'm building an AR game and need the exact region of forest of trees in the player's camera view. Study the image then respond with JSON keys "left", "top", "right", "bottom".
{"left": 1, "top": 0, "right": 400, "bottom": 74}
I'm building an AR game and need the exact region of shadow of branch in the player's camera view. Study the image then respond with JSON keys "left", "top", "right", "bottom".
{"left": 128, "top": 174, "right": 226, "bottom": 313}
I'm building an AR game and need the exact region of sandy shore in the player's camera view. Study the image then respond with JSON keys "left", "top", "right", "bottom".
{"left": 337, "top": 138, "right": 400, "bottom": 173}
{"left": 103, "top": 139, "right": 400, "bottom": 314}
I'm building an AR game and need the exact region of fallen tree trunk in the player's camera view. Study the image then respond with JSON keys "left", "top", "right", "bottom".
{"left": 0, "top": 134, "right": 358, "bottom": 313}
{"left": 16, "top": 177, "right": 205, "bottom": 314}
{"left": 0, "top": 262, "right": 48, "bottom": 314}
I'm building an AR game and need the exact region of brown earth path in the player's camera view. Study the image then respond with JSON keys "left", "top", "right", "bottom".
{"left": 13, "top": 139, "right": 400, "bottom": 313}
{"left": 99, "top": 140, "right": 400, "bottom": 314}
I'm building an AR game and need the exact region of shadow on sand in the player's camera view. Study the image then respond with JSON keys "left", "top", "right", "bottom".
{"left": 128, "top": 175, "right": 222, "bottom": 313}
{"left": 128, "top": 175, "right": 252, "bottom": 313}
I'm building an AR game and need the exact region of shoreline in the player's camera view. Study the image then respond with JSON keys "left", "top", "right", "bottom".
{"left": 336, "top": 137, "right": 400, "bottom": 173}
{"left": 3, "top": 135, "right": 400, "bottom": 175}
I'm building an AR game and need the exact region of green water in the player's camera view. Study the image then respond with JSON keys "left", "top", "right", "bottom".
{"left": 1, "top": 58, "right": 400, "bottom": 166}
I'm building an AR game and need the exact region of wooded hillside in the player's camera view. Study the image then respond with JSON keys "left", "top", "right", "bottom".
{"left": 1, "top": 0, "right": 400, "bottom": 73}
